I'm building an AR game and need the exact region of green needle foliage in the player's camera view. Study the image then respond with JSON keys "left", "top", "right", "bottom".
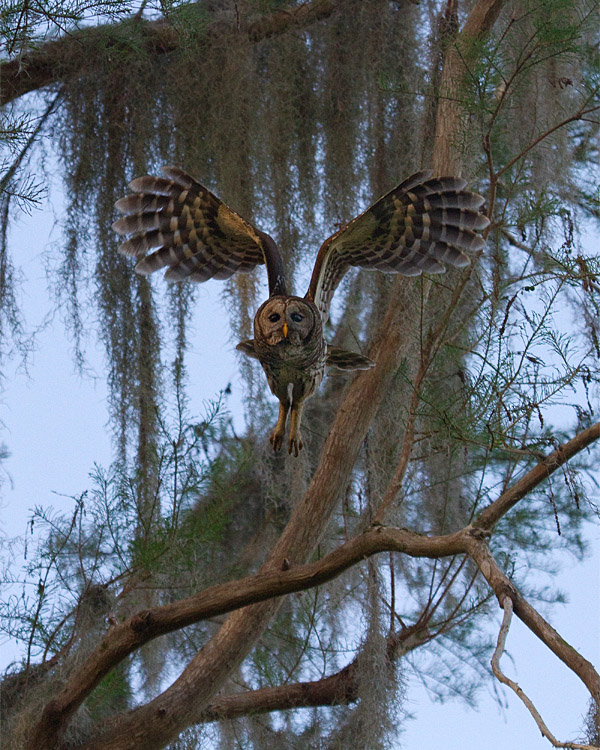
{"left": 0, "top": 0, "right": 599, "bottom": 748}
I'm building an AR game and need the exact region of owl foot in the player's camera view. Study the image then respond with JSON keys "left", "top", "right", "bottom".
{"left": 270, "top": 428, "right": 285, "bottom": 452}
{"left": 287, "top": 403, "right": 304, "bottom": 456}
{"left": 288, "top": 433, "right": 304, "bottom": 457}
{"left": 270, "top": 402, "right": 289, "bottom": 452}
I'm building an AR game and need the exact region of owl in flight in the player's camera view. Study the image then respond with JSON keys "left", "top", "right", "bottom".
{"left": 113, "top": 167, "right": 489, "bottom": 455}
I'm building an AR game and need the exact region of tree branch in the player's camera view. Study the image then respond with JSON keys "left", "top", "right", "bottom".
{"left": 474, "top": 422, "right": 600, "bottom": 531}
{"left": 31, "top": 414, "right": 600, "bottom": 748}
{"left": 0, "top": 0, "right": 337, "bottom": 106}
{"left": 200, "top": 625, "right": 429, "bottom": 722}
{"left": 492, "top": 597, "right": 600, "bottom": 750}
{"left": 29, "top": 524, "right": 466, "bottom": 750}
{"left": 467, "top": 536, "right": 600, "bottom": 706}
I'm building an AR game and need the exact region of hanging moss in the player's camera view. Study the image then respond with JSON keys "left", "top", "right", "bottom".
{"left": 1, "top": 2, "right": 599, "bottom": 746}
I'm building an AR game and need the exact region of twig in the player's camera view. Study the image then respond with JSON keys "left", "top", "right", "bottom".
{"left": 495, "top": 94, "right": 600, "bottom": 179}
{"left": 492, "top": 596, "right": 599, "bottom": 750}
{"left": 0, "top": 91, "right": 61, "bottom": 197}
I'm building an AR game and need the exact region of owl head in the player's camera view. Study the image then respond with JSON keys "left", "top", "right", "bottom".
{"left": 254, "top": 296, "right": 319, "bottom": 346}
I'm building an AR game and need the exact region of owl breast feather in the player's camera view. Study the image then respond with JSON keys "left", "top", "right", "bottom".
{"left": 256, "top": 337, "right": 327, "bottom": 405}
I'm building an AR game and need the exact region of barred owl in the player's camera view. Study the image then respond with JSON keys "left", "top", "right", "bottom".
{"left": 113, "top": 167, "right": 489, "bottom": 455}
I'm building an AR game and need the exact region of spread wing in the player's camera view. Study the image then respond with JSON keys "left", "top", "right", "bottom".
{"left": 306, "top": 171, "right": 490, "bottom": 321}
{"left": 113, "top": 166, "right": 287, "bottom": 296}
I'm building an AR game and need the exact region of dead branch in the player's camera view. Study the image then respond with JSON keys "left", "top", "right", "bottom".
{"left": 467, "top": 537, "right": 600, "bottom": 705}
{"left": 492, "top": 596, "right": 600, "bottom": 750}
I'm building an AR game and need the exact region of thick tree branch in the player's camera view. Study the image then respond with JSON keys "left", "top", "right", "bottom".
{"left": 31, "top": 415, "right": 599, "bottom": 748}
{"left": 0, "top": 0, "right": 337, "bottom": 106}
{"left": 200, "top": 625, "right": 429, "bottom": 722}
{"left": 31, "top": 523, "right": 465, "bottom": 749}
{"left": 467, "top": 536, "right": 600, "bottom": 706}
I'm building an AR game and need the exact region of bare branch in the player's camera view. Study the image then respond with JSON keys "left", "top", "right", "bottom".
{"left": 492, "top": 597, "right": 600, "bottom": 750}
{"left": 467, "top": 537, "right": 600, "bottom": 706}
{"left": 474, "top": 422, "right": 600, "bottom": 531}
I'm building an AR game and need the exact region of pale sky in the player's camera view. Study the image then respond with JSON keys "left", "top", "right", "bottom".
{"left": 0, "top": 172, "right": 598, "bottom": 750}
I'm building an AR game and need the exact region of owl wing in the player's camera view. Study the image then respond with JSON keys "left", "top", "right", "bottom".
{"left": 113, "top": 166, "right": 287, "bottom": 296}
{"left": 305, "top": 171, "right": 490, "bottom": 321}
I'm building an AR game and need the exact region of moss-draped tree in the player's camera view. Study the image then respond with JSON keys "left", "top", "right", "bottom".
{"left": 1, "top": 0, "right": 599, "bottom": 748}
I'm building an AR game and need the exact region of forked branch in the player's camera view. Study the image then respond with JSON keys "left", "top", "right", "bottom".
{"left": 467, "top": 537, "right": 600, "bottom": 705}
{"left": 29, "top": 419, "right": 600, "bottom": 749}
{"left": 492, "top": 597, "right": 600, "bottom": 750}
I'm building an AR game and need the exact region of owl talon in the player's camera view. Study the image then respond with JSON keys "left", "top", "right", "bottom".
{"left": 270, "top": 430, "right": 285, "bottom": 452}
{"left": 288, "top": 434, "right": 303, "bottom": 456}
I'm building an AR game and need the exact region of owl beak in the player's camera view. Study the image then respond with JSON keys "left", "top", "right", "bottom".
{"left": 282, "top": 322, "right": 288, "bottom": 338}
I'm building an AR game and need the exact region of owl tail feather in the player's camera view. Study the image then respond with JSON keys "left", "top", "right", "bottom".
{"left": 326, "top": 346, "right": 374, "bottom": 371}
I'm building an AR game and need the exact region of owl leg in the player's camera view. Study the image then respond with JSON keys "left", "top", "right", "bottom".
{"left": 270, "top": 401, "right": 289, "bottom": 452}
{"left": 288, "top": 403, "right": 304, "bottom": 457}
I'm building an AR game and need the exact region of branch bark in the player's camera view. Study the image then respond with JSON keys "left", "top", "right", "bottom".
{"left": 474, "top": 422, "right": 600, "bottom": 531}
{"left": 492, "top": 597, "right": 600, "bottom": 750}
{"left": 0, "top": 0, "right": 337, "bottom": 106}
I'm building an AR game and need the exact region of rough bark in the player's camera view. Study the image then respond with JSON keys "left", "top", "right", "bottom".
{"left": 431, "top": 0, "right": 506, "bottom": 175}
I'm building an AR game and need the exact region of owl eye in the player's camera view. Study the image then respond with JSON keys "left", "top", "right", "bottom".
{"left": 290, "top": 312, "right": 304, "bottom": 323}
{"left": 268, "top": 313, "right": 281, "bottom": 323}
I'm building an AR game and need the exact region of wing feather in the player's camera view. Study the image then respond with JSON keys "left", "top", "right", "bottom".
{"left": 113, "top": 166, "right": 287, "bottom": 295}
{"left": 306, "top": 172, "right": 490, "bottom": 321}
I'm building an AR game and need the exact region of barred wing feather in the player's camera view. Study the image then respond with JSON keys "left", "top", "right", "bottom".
{"left": 113, "top": 166, "right": 285, "bottom": 293}
{"left": 306, "top": 171, "right": 489, "bottom": 321}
